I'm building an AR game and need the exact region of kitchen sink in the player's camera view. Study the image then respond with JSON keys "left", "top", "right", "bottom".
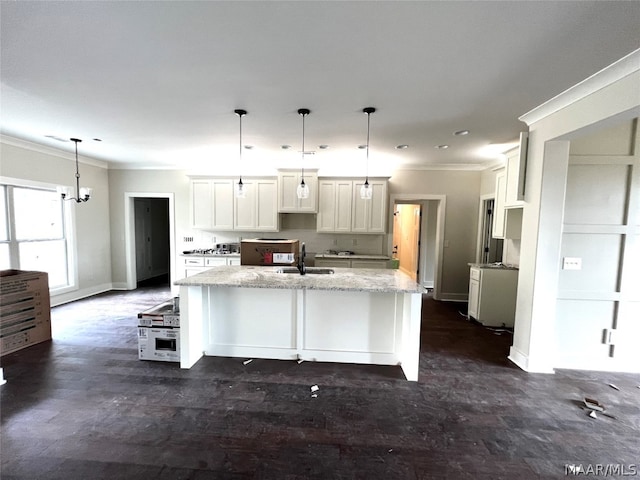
{"left": 276, "top": 267, "right": 335, "bottom": 275}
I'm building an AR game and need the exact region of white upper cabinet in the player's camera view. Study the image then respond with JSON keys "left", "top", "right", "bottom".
{"left": 317, "top": 178, "right": 388, "bottom": 234}
{"left": 234, "top": 178, "right": 278, "bottom": 232}
{"left": 492, "top": 171, "right": 507, "bottom": 239}
{"left": 190, "top": 177, "right": 278, "bottom": 232}
{"left": 190, "top": 178, "right": 234, "bottom": 230}
{"left": 278, "top": 169, "right": 318, "bottom": 213}
{"left": 504, "top": 132, "right": 528, "bottom": 208}
{"left": 352, "top": 180, "right": 387, "bottom": 233}
{"left": 317, "top": 179, "right": 353, "bottom": 233}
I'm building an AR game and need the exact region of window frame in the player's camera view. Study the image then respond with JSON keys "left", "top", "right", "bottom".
{"left": 0, "top": 176, "right": 78, "bottom": 296}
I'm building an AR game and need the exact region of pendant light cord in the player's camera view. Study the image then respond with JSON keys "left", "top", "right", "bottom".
{"left": 301, "top": 111, "right": 306, "bottom": 183}
{"left": 365, "top": 110, "right": 371, "bottom": 183}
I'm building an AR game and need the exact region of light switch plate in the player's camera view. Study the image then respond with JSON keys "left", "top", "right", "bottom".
{"left": 563, "top": 257, "right": 582, "bottom": 270}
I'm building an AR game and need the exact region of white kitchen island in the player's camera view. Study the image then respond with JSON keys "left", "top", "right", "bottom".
{"left": 175, "top": 266, "right": 423, "bottom": 381}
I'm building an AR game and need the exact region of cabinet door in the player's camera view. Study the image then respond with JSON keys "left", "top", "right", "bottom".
{"left": 492, "top": 171, "right": 507, "bottom": 239}
{"left": 278, "top": 172, "right": 299, "bottom": 212}
{"left": 468, "top": 277, "right": 480, "bottom": 319}
{"left": 352, "top": 180, "right": 387, "bottom": 233}
{"left": 351, "top": 260, "right": 387, "bottom": 269}
{"left": 255, "top": 179, "right": 279, "bottom": 231}
{"left": 211, "top": 179, "right": 234, "bottom": 230}
{"left": 190, "top": 180, "right": 212, "bottom": 229}
{"left": 335, "top": 180, "right": 353, "bottom": 232}
{"left": 368, "top": 180, "right": 388, "bottom": 233}
{"left": 205, "top": 257, "right": 227, "bottom": 267}
{"left": 233, "top": 180, "right": 256, "bottom": 230}
{"left": 278, "top": 171, "right": 318, "bottom": 213}
{"left": 315, "top": 259, "right": 351, "bottom": 268}
{"left": 317, "top": 179, "right": 352, "bottom": 232}
{"left": 227, "top": 257, "right": 241, "bottom": 266}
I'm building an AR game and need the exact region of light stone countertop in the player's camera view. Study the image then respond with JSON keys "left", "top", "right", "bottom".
{"left": 175, "top": 265, "right": 422, "bottom": 293}
{"left": 314, "top": 253, "right": 390, "bottom": 260}
{"left": 468, "top": 263, "right": 519, "bottom": 270}
{"left": 180, "top": 253, "right": 240, "bottom": 257}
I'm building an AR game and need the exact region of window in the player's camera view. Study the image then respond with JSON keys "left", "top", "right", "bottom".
{"left": 0, "top": 182, "right": 75, "bottom": 292}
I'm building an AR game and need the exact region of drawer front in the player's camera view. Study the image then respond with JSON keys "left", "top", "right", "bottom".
{"left": 183, "top": 257, "right": 205, "bottom": 267}
{"left": 470, "top": 268, "right": 481, "bottom": 281}
{"left": 205, "top": 257, "right": 227, "bottom": 267}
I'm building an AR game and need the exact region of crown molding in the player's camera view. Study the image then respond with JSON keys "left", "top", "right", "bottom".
{"left": 0, "top": 134, "right": 109, "bottom": 169}
{"left": 395, "top": 162, "right": 492, "bottom": 172}
{"left": 519, "top": 48, "right": 640, "bottom": 126}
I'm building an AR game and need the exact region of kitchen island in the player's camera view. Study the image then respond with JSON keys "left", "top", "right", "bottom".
{"left": 175, "top": 266, "right": 423, "bottom": 381}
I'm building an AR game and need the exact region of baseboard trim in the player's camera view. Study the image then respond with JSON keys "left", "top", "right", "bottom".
{"left": 437, "top": 292, "right": 468, "bottom": 302}
{"left": 51, "top": 283, "right": 114, "bottom": 307}
{"left": 509, "top": 346, "right": 555, "bottom": 374}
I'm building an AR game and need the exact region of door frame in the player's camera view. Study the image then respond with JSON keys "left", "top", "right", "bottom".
{"left": 124, "top": 192, "right": 176, "bottom": 293}
{"left": 389, "top": 194, "right": 446, "bottom": 300}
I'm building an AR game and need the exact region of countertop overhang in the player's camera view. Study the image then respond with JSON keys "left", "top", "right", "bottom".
{"left": 175, "top": 265, "right": 422, "bottom": 293}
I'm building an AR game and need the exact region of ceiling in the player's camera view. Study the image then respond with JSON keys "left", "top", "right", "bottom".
{"left": 1, "top": 1, "right": 639, "bottom": 175}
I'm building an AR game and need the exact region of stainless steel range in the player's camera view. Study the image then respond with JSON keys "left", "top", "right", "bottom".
{"left": 182, "top": 243, "right": 240, "bottom": 255}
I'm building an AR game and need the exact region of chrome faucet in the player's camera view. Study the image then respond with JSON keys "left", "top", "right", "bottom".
{"left": 297, "top": 242, "right": 306, "bottom": 275}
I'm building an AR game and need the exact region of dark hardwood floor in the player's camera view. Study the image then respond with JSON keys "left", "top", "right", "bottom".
{"left": 1, "top": 286, "right": 639, "bottom": 479}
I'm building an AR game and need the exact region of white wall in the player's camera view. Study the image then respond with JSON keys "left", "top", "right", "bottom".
{"left": 0, "top": 137, "right": 113, "bottom": 303}
{"left": 388, "top": 169, "right": 481, "bottom": 298}
{"left": 511, "top": 53, "right": 640, "bottom": 373}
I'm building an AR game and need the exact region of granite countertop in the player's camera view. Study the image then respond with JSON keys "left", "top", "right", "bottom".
{"left": 175, "top": 265, "right": 421, "bottom": 293}
{"left": 314, "top": 253, "right": 390, "bottom": 260}
{"left": 468, "top": 263, "right": 519, "bottom": 270}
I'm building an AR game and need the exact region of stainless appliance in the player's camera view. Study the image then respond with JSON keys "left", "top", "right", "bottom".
{"left": 182, "top": 243, "right": 240, "bottom": 255}
{"left": 137, "top": 298, "right": 180, "bottom": 362}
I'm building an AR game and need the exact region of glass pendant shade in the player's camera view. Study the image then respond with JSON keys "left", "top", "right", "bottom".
{"left": 79, "top": 187, "right": 93, "bottom": 201}
{"left": 235, "top": 178, "right": 246, "bottom": 198}
{"left": 297, "top": 179, "right": 310, "bottom": 199}
{"left": 360, "top": 181, "right": 373, "bottom": 200}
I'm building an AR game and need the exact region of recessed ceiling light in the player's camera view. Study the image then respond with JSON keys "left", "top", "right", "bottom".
{"left": 244, "top": 145, "right": 253, "bottom": 150}
{"left": 93, "top": 138, "right": 102, "bottom": 142}
{"left": 281, "top": 145, "right": 291, "bottom": 150}
{"left": 395, "top": 144, "right": 409, "bottom": 150}
{"left": 357, "top": 145, "right": 367, "bottom": 150}
{"left": 435, "top": 144, "right": 449, "bottom": 149}
{"left": 318, "top": 144, "right": 329, "bottom": 150}
{"left": 453, "top": 130, "right": 469, "bottom": 136}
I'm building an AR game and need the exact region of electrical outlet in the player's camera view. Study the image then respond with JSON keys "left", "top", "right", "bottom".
{"left": 332, "top": 239, "right": 338, "bottom": 246}
{"left": 352, "top": 238, "right": 357, "bottom": 246}
{"left": 563, "top": 257, "right": 582, "bottom": 270}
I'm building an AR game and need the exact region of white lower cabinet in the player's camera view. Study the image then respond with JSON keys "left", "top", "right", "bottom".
{"left": 315, "top": 258, "right": 388, "bottom": 269}
{"left": 467, "top": 267, "right": 518, "bottom": 327}
{"left": 182, "top": 256, "right": 240, "bottom": 278}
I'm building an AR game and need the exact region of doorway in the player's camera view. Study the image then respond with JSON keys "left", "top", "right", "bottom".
{"left": 389, "top": 195, "right": 445, "bottom": 299}
{"left": 393, "top": 204, "right": 421, "bottom": 281}
{"left": 124, "top": 192, "right": 176, "bottom": 294}
{"left": 134, "top": 198, "right": 170, "bottom": 287}
{"left": 476, "top": 196, "right": 503, "bottom": 264}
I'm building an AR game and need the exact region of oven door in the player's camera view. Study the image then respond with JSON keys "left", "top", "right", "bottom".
{"left": 138, "top": 327, "right": 180, "bottom": 362}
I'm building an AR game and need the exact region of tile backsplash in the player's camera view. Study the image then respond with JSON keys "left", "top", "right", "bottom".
{"left": 180, "top": 213, "right": 389, "bottom": 256}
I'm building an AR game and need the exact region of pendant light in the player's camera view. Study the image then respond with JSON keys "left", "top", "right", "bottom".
{"left": 57, "top": 138, "right": 92, "bottom": 203}
{"left": 296, "top": 108, "right": 310, "bottom": 200}
{"left": 234, "top": 109, "right": 247, "bottom": 198}
{"left": 360, "top": 107, "right": 376, "bottom": 200}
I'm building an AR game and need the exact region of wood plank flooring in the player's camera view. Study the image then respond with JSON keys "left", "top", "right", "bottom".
{"left": 1, "top": 286, "right": 639, "bottom": 479}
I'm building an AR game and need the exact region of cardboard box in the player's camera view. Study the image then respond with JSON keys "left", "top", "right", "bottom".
{"left": 241, "top": 239, "right": 299, "bottom": 266}
{"left": 0, "top": 270, "right": 51, "bottom": 356}
{"left": 138, "top": 298, "right": 180, "bottom": 327}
